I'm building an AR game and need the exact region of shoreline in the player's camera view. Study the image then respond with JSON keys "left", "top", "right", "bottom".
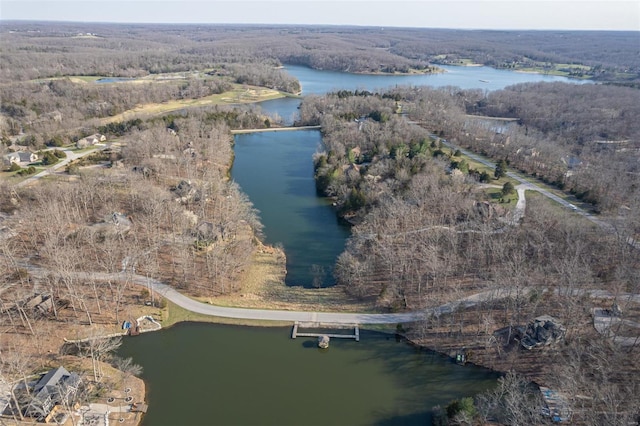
{"left": 353, "top": 66, "right": 446, "bottom": 76}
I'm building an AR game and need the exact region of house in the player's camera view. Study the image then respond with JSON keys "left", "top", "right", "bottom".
{"left": 25, "top": 366, "right": 82, "bottom": 421}
{"left": 89, "top": 212, "right": 133, "bottom": 237}
{"left": 18, "top": 152, "right": 38, "bottom": 163}
{"left": 3, "top": 151, "right": 38, "bottom": 166}
{"left": 3, "top": 153, "right": 20, "bottom": 166}
{"left": 520, "top": 315, "right": 566, "bottom": 350}
{"left": 195, "top": 221, "right": 226, "bottom": 242}
{"left": 76, "top": 133, "right": 106, "bottom": 149}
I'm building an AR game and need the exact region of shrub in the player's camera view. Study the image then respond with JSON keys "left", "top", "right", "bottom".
{"left": 40, "top": 151, "right": 59, "bottom": 166}
{"left": 479, "top": 171, "right": 492, "bottom": 183}
{"left": 47, "top": 135, "right": 65, "bottom": 147}
{"left": 17, "top": 166, "right": 36, "bottom": 176}
{"left": 8, "top": 163, "right": 22, "bottom": 172}
{"left": 446, "top": 397, "right": 477, "bottom": 422}
{"left": 501, "top": 181, "right": 515, "bottom": 196}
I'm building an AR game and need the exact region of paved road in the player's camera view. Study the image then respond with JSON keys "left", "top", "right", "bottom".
{"left": 439, "top": 139, "right": 638, "bottom": 248}
{"left": 592, "top": 307, "right": 640, "bottom": 347}
{"left": 71, "top": 271, "right": 640, "bottom": 328}
{"left": 15, "top": 145, "right": 105, "bottom": 188}
{"left": 89, "top": 271, "right": 510, "bottom": 325}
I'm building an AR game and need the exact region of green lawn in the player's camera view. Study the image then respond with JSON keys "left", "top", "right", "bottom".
{"left": 446, "top": 147, "right": 518, "bottom": 187}
{"left": 485, "top": 187, "right": 519, "bottom": 206}
{"left": 161, "top": 299, "right": 292, "bottom": 328}
{"left": 100, "top": 84, "right": 286, "bottom": 125}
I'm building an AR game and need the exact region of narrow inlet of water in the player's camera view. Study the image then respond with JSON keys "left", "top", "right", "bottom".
{"left": 232, "top": 129, "right": 349, "bottom": 287}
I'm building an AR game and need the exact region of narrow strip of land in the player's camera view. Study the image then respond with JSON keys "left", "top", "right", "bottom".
{"left": 85, "top": 271, "right": 508, "bottom": 324}
{"left": 231, "top": 125, "right": 321, "bottom": 134}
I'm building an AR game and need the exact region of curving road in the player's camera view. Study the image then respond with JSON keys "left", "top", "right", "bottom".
{"left": 89, "top": 271, "right": 510, "bottom": 325}
{"left": 15, "top": 145, "right": 105, "bottom": 188}
{"left": 74, "top": 271, "right": 640, "bottom": 332}
{"left": 439, "top": 140, "right": 639, "bottom": 248}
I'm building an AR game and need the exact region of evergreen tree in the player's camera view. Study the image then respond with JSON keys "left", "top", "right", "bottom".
{"left": 494, "top": 159, "right": 508, "bottom": 179}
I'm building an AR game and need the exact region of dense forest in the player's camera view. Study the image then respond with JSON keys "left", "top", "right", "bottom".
{"left": 1, "top": 22, "right": 638, "bottom": 83}
{"left": 463, "top": 82, "right": 640, "bottom": 212}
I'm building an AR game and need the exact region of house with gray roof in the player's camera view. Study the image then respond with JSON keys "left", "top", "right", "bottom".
{"left": 25, "top": 366, "right": 82, "bottom": 421}
{"left": 3, "top": 151, "right": 38, "bottom": 166}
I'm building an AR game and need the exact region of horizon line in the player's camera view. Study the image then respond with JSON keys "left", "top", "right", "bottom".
{"left": 1, "top": 19, "right": 638, "bottom": 32}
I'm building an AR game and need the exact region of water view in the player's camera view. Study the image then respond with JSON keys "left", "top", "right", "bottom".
{"left": 240, "top": 64, "right": 587, "bottom": 286}
{"left": 288, "top": 63, "right": 587, "bottom": 94}
{"left": 119, "top": 323, "right": 500, "bottom": 426}
{"left": 260, "top": 64, "right": 588, "bottom": 125}
{"left": 137, "top": 64, "right": 582, "bottom": 425}
{"left": 232, "top": 130, "right": 349, "bottom": 287}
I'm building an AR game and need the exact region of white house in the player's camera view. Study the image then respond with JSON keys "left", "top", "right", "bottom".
{"left": 3, "top": 153, "right": 20, "bottom": 166}
{"left": 3, "top": 151, "right": 38, "bottom": 166}
{"left": 76, "top": 133, "right": 106, "bottom": 149}
{"left": 18, "top": 152, "right": 38, "bottom": 163}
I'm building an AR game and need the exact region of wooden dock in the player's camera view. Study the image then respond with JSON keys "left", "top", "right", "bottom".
{"left": 291, "top": 321, "right": 360, "bottom": 342}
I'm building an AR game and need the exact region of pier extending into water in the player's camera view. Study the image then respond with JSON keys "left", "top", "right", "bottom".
{"left": 291, "top": 321, "right": 360, "bottom": 341}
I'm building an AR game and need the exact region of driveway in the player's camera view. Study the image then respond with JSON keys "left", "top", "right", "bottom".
{"left": 15, "top": 145, "right": 105, "bottom": 188}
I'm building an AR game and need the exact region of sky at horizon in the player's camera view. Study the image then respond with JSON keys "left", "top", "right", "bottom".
{"left": 1, "top": 0, "right": 638, "bottom": 31}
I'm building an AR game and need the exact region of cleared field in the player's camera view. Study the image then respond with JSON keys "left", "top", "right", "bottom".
{"left": 100, "top": 84, "right": 285, "bottom": 124}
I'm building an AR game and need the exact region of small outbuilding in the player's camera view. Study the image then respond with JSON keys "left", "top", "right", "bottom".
{"left": 540, "top": 386, "right": 572, "bottom": 423}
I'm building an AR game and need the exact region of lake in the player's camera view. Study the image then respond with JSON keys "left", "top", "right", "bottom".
{"left": 119, "top": 323, "right": 500, "bottom": 426}
{"left": 258, "top": 64, "right": 588, "bottom": 125}
{"left": 120, "top": 64, "right": 581, "bottom": 425}
{"left": 232, "top": 130, "right": 349, "bottom": 287}
{"left": 236, "top": 64, "right": 586, "bottom": 286}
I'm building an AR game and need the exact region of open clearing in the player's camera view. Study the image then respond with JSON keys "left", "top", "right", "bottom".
{"left": 100, "top": 84, "right": 285, "bottom": 124}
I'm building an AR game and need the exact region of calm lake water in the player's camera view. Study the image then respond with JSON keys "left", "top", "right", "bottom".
{"left": 232, "top": 130, "right": 349, "bottom": 287}
{"left": 258, "top": 64, "right": 588, "bottom": 125}
{"left": 238, "top": 65, "right": 586, "bottom": 286}
{"left": 122, "top": 66, "right": 583, "bottom": 426}
{"left": 119, "top": 323, "right": 500, "bottom": 426}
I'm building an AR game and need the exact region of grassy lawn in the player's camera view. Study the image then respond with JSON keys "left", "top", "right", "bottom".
{"left": 446, "top": 147, "right": 519, "bottom": 188}
{"left": 485, "top": 187, "right": 519, "bottom": 206}
{"left": 0, "top": 164, "right": 45, "bottom": 182}
{"left": 33, "top": 75, "right": 103, "bottom": 83}
{"left": 100, "top": 84, "right": 286, "bottom": 125}
{"left": 69, "top": 75, "right": 103, "bottom": 83}
{"left": 508, "top": 173, "right": 597, "bottom": 213}
{"left": 514, "top": 62, "right": 594, "bottom": 79}
{"left": 160, "top": 299, "right": 292, "bottom": 328}
{"left": 526, "top": 191, "right": 599, "bottom": 227}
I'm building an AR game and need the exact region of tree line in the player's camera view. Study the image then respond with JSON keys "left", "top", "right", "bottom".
{"left": 3, "top": 22, "right": 637, "bottom": 84}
